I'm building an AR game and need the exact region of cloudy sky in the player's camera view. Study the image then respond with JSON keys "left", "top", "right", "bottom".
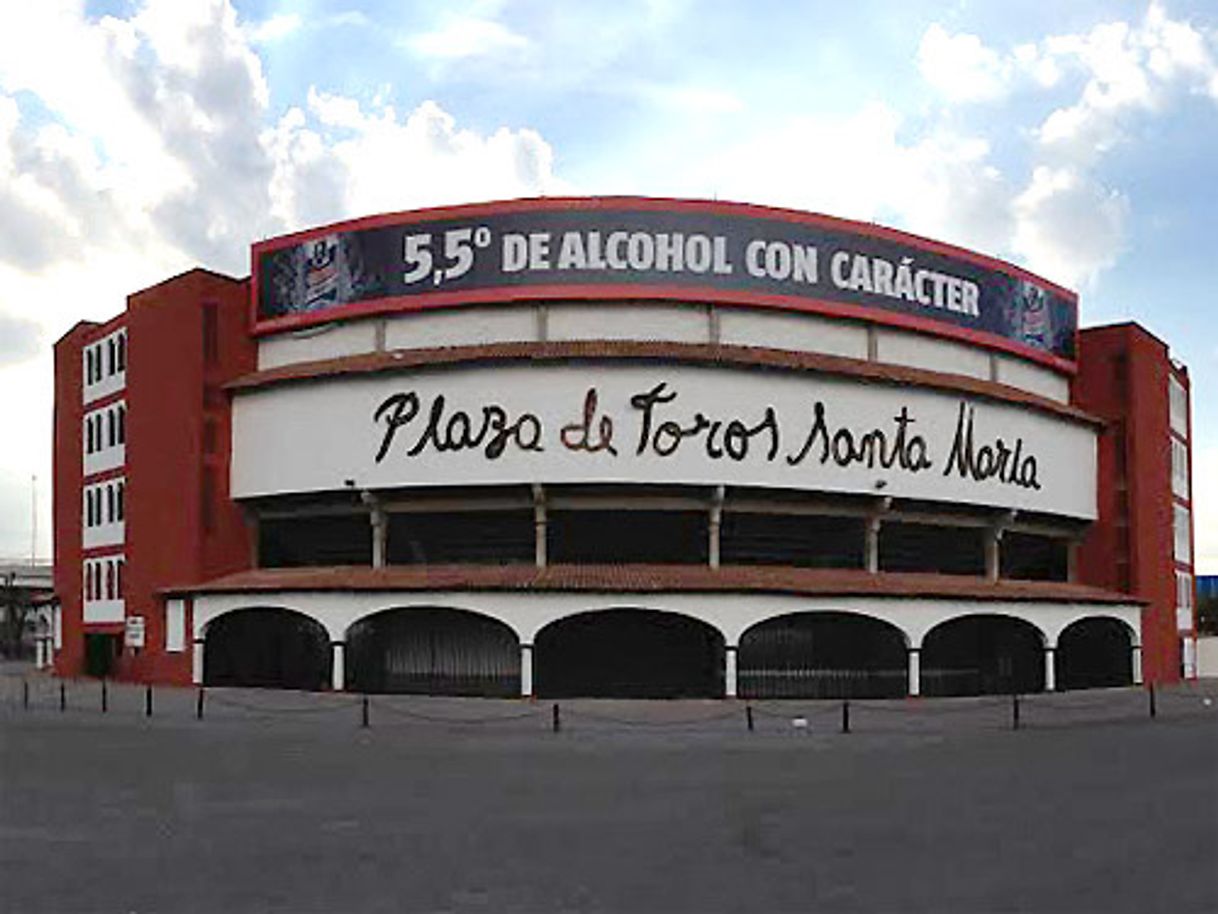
{"left": 0, "top": 0, "right": 1215, "bottom": 571}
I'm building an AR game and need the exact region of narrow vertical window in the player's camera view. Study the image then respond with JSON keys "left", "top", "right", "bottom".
{"left": 105, "top": 562, "right": 114, "bottom": 600}
{"left": 116, "top": 333, "right": 126, "bottom": 371}
{"left": 116, "top": 560, "right": 123, "bottom": 599}
{"left": 85, "top": 418, "right": 94, "bottom": 454}
{"left": 117, "top": 482, "right": 125, "bottom": 521}
{"left": 84, "top": 565, "right": 92, "bottom": 600}
{"left": 117, "top": 404, "right": 126, "bottom": 444}
{"left": 202, "top": 302, "right": 219, "bottom": 365}
{"left": 107, "top": 338, "right": 115, "bottom": 376}
{"left": 107, "top": 485, "right": 115, "bottom": 523}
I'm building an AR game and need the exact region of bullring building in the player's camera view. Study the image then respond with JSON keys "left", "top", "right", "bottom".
{"left": 50, "top": 197, "right": 1199, "bottom": 698}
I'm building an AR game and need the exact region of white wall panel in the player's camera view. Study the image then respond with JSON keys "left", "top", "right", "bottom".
{"left": 547, "top": 302, "right": 708, "bottom": 343}
{"left": 233, "top": 362, "right": 1097, "bottom": 518}
{"left": 83, "top": 598, "right": 125, "bottom": 624}
{"left": 258, "top": 320, "right": 378, "bottom": 370}
{"left": 382, "top": 305, "right": 536, "bottom": 350}
{"left": 718, "top": 308, "right": 869, "bottom": 359}
{"left": 994, "top": 355, "right": 1070, "bottom": 403}
{"left": 875, "top": 328, "right": 991, "bottom": 380}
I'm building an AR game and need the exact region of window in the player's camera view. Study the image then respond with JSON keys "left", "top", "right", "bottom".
{"left": 1174, "top": 504, "right": 1192, "bottom": 564}
{"left": 107, "top": 409, "right": 116, "bottom": 447}
{"left": 1176, "top": 572, "right": 1193, "bottom": 612}
{"left": 85, "top": 349, "right": 94, "bottom": 385}
{"left": 106, "top": 485, "right": 115, "bottom": 523}
{"left": 107, "top": 338, "right": 115, "bottom": 376}
{"left": 1169, "top": 376, "right": 1188, "bottom": 437}
{"left": 115, "top": 560, "right": 123, "bottom": 599}
{"left": 117, "top": 404, "right": 126, "bottom": 444}
{"left": 1171, "top": 438, "right": 1189, "bottom": 499}
{"left": 85, "top": 418, "right": 94, "bottom": 454}
{"left": 84, "top": 565, "right": 92, "bottom": 600}
{"left": 116, "top": 482, "right": 124, "bottom": 521}
{"left": 202, "top": 302, "right": 219, "bottom": 365}
{"left": 116, "top": 333, "right": 126, "bottom": 372}
{"left": 105, "top": 562, "right": 115, "bottom": 600}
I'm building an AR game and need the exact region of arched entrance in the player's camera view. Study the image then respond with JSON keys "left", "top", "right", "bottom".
{"left": 535, "top": 609, "right": 725, "bottom": 698}
{"left": 1055, "top": 617, "right": 1134, "bottom": 690}
{"left": 345, "top": 607, "right": 520, "bottom": 697}
{"left": 921, "top": 615, "right": 1045, "bottom": 697}
{"left": 738, "top": 612, "right": 908, "bottom": 699}
{"left": 203, "top": 607, "right": 331, "bottom": 691}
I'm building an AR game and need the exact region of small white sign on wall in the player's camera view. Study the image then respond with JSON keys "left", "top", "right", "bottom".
{"left": 124, "top": 616, "right": 146, "bottom": 649}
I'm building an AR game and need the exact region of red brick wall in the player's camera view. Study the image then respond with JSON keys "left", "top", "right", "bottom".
{"left": 1075, "top": 323, "right": 1182, "bottom": 683}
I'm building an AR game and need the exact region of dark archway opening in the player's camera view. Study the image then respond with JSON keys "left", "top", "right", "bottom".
{"left": 345, "top": 607, "right": 520, "bottom": 696}
{"left": 203, "top": 608, "right": 330, "bottom": 690}
{"left": 738, "top": 612, "right": 908, "bottom": 699}
{"left": 921, "top": 615, "right": 1045, "bottom": 696}
{"left": 1056, "top": 618, "right": 1133, "bottom": 690}
{"left": 535, "top": 609, "right": 724, "bottom": 698}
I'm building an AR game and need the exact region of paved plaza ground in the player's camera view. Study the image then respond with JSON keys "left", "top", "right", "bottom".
{"left": 2, "top": 668, "right": 1216, "bottom": 913}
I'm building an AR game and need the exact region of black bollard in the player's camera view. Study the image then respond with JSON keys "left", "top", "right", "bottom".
{"left": 1012, "top": 694, "right": 1021, "bottom": 731}
{"left": 361, "top": 695, "right": 369, "bottom": 728}
{"left": 22, "top": 679, "right": 28, "bottom": 710}
{"left": 101, "top": 678, "right": 108, "bottom": 713}
{"left": 196, "top": 688, "right": 205, "bottom": 720}
{"left": 59, "top": 681, "right": 66, "bottom": 712}
{"left": 841, "top": 700, "right": 850, "bottom": 734}
{"left": 1148, "top": 683, "right": 1157, "bottom": 719}
{"left": 145, "top": 684, "right": 152, "bottom": 717}
{"left": 552, "top": 702, "right": 561, "bottom": 733}
{"left": 745, "top": 704, "right": 754, "bottom": 732}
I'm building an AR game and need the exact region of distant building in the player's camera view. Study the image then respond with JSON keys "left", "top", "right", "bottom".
{"left": 49, "top": 197, "right": 1197, "bottom": 696}
{"left": 1, "top": 560, "right": 53, "bottom": 663}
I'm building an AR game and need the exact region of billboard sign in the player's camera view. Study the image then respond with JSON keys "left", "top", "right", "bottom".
{"left": 254, "top": 198, "right": 1078, "bottom": 367}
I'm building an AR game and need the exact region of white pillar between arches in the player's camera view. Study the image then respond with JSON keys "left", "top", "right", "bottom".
{"left": 520, "top": 644, "right": 534, "bottom": 697}
{"left": 1044, "top": 646, "right": 1056, "bottom": 692}
{"left": 1132, "top": 644, "right": 1143, "bottom": 685}
{"left": 725, "top": 645, "right": 738, "bottom": 698}
{"left": 331, "top": 642, "right": 345, "bottom": 691}
{"left": 907, "top": 648, "right": 920, "bottom": 697}
{"left": 192, "top": 638, "right": 204, "bottom": 685}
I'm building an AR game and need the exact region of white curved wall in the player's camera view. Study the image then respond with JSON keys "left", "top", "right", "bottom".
{"left": 192, "top": 589, "right": 1141, "bottom": 651}
{"left": 255, "top": 301, "right": 1071, "bottom": 402}
{"left": 231, "top": 361, "right": 1097, "bottom": 517}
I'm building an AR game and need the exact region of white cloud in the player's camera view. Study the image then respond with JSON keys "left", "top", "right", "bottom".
{"left": 917, "top": 24, "right": 1013, "bottom": 102}
{"left": 0, "top": 0, "right": 567, "bottom": 557}
{"left": 1012, "top": 166, "right": 1129, "bottom": 288}
{"left": 245, "top": 13, "right": 302, "bottom": 44}
{"left": 406, "top": 16, "right": 529, "bottom": 62}
{"left": 641, "top": 84, "right": 744, "bottom": 115}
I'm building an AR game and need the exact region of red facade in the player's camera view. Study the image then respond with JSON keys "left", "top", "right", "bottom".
{"left": 1074, "top": 322, "right": 1194, "bottom": 683}
{"left": 53, "top": 269, "right": 255, "bottom": 684}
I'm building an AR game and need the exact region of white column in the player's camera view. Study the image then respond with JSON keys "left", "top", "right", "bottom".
{"left": 907, "top": 648, "right": 920, "bottom": 697}
{"left": 865, "top": 517, "right": 880, "bottom": 573}
{"left": 192, "top": 638, "right": 204, "bottom": 685}
{"left": 1131, "top": 644, "right": 1143, "bottom": 685}
{"left": 533, "top": 485, "right": 547, "bottom": 568}
{"left": 331, "top": 642, "right": 345, "bottom": 691}
{"left": 520, "top": 644, "right": 534, "bottom": 697}
{"left": 725, "top": 645, "right": 738, "bottom": 698}
{"left": 708, "top": 485, "right": 724, "bottom": 569}
{"left": 984, "top": 528, "right": 1001, "bottom": 582}
{"left": 370, "top": 510, "right": 387, "bottom": 569}
{"left": 34, "top": 638, "right": 47, "bottom": 670}
{"left": 1044, "top": 646, "right": 1056, "bottom": 692}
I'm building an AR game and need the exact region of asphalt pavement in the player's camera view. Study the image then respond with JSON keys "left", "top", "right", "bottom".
{"left": 2, "top": 673, "right": 1216, "bottom": 913}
